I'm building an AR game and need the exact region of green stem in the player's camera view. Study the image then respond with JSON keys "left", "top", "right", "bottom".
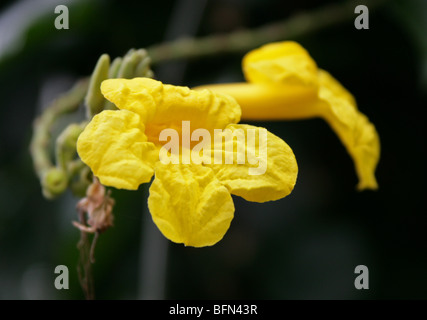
{"left": 30, "top": 78, "right": 89, "bottom": 179}
{"left": 76, "top": 208, "right": 95, "bottom": 300}
{"left": 30, "top": 78, "right": 89, "bottom": 198}
{"left": 146, "top": 0, "right": 387, "bottom": 64}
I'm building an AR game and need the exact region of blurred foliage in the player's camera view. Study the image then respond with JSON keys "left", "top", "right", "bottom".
{"left": 0, "top": 0, "right": 426, "bottom": 299}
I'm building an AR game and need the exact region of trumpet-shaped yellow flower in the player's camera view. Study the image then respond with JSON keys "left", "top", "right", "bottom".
{"left": 77, "top": 77, "right": 298, "bottom": 247}
{"left": 195, "top": 41, "right": 380, "bottom": 190}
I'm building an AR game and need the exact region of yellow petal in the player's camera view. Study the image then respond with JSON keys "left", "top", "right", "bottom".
{"left": 317, "top": 70, "right": 380, "bottom": 190}
{"left": 102, "top": 78, "right": 241, "bottom": 145}
{"left": 77, "top": 110, "right": 158, "bottom": 190}
{"left": 206, "top": 124, "right": 298, "bottom": 202}
{"left": 243, "top": 41, "right": 319, "bottom": 88}
{"left": 101, "top": 78, "right": 159, "bottom": 123}
{"left": 148, "top": 163, "right": 234, "bottom": 247}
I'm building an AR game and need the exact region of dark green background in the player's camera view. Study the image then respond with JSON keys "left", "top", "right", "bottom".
{"left": 0, "top": 0, "right": 426, "bottom": 299}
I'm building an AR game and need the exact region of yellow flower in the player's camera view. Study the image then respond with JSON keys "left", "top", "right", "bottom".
{"left": 195, "top": 41, "right": 380, "bottom": 190}
{"left": 77, "top": 77, "right": 298, "bottom": 247}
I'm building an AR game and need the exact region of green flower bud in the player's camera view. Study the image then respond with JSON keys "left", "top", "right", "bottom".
{"left": 42, "top": 167, "right": 68, "bottom": 199}
{"left": 85, "top": 54, "right": 110, "bottom": 118}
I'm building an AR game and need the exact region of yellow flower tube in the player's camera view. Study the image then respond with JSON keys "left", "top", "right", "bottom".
{"left": 195, "top": 41, "right": 380, "bottom": 190}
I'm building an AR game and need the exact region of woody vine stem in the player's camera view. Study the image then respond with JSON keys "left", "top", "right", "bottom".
{"left": 30, "top": 0, "right": 387, "bottom": 299}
